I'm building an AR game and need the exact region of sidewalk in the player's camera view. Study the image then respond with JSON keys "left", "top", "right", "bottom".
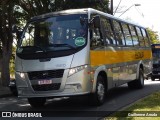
{"left": 0, "top": 86, "right": 12, "bottom": 98}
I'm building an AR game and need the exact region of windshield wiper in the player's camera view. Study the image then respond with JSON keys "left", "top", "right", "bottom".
{"left": 21, "top": 46, "right": 46, "bottom": 53}
{"left": 34, "top": 45, "right": 46, "bottom": 53}
{"left": 51, "top": 44, "right": 76, "bottom": 50}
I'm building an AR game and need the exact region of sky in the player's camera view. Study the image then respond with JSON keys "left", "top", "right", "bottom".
{"left": 113, "top": 0, "right": 160, "bottom": 37}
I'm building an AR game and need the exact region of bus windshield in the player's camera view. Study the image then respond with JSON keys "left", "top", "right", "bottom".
{"left": 17, "top": 14, "right": 88, "bottom": 54}
{"left": 152, "top": 48, "right": 160, "bottom": 64}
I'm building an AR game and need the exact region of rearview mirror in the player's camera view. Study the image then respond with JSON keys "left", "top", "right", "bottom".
{"left": 80, "top": 17, "right": 85, "bottom": 26}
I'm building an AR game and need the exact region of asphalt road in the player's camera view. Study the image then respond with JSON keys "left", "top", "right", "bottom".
{"left": 0, "top": 79, "right": 160, "bottom": 120}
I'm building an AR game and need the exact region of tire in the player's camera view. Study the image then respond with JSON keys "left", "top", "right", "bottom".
{"left": 128, "top": 68, "right": 144, "bottom": 89}
{"left": 151, "top": 77, "right": 155, "bottom": 81}
{"left": 89, "top": 75, "right": 106, "bottom": 106}
{"left": 10, "top": 87, "right": 18, "bottom": 96}
{"left": 28, "top": 97, "right": 46, "bottom": 108}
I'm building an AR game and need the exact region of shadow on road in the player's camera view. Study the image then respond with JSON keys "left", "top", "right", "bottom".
{"left": 1, "top": 80, "right": 160, "bottom": 118}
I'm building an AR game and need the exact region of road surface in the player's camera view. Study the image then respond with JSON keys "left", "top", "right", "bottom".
{"left": 0, "top": 79, "right": 160, "bottom": 120}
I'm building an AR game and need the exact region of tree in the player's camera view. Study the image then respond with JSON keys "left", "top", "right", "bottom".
{"left": 18, "top": 0, "right": 109, "bottom": 20}
{"left": 147, "top": 28, "right": 160, "bottom": 44}
{"left": 0, "top": 0, "right": 29, "bottom": 86}
{"left": 0, "top": 0, "right": 16, "bottom": 86}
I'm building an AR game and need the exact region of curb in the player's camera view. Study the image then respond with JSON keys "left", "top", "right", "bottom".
{"left": 0, "top": 87, "right": 15, "bottom": 98}
{"left": 0, "top": 93, "right": 13, "bottom": 98}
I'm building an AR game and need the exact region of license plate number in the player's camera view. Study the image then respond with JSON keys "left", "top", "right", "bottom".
{"left": 38, "top": 80, "right": 52, "bottom": 85}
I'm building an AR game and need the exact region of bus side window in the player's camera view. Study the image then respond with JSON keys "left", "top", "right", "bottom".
{"left": 113, "top": 20, "right": 125, "bottom": 46}
{"left": 90, "top": 28, "right": 104, "bottom": 50}
{"left": 129, "top": 25, "right": 139, "bottom": 47}
{"left": 136, "top": 27, "right": 144, "bottom": 47}
{"left": 141, "top": 28, "right": 149, "bottom": 47}
{"left": 121, "top": 23, "right": 133, "bottom": 46}
{"left": 102, "top": 18, "right": 115, "bottom": 45}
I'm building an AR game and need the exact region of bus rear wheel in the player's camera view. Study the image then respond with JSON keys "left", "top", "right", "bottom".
{"left": 28, "top": 97, "right": 46, "bottom": 108}
{"left": 89, "top": 75, "right": 106, "bottom": 106}
{"left": 128, "top": 68, "right": 144, "bottom": 89}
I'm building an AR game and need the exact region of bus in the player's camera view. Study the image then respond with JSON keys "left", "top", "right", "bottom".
{"left": 151, "top": 44, "right": 160, "bottom": 81}
{"left": 15, "top": 8, "right": 152, "bottom": 107}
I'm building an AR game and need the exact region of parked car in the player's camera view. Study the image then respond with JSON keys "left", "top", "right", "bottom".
{"left": 9, "top": 79, "right": 18, "bottom": 96}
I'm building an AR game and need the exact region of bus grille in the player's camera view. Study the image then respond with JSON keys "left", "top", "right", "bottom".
{"left": 32, "top": 83, "right": 61, "bottom": 91}
{"left": 28, "top": 69, "right": 64, "bottom": 80}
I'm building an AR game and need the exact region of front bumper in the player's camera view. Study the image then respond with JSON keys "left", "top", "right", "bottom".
{"left": 17, "top": 83, "right": 90, "bottom": 98}
{"left": 16, "top": 68, "right": 92, "bottom": 98}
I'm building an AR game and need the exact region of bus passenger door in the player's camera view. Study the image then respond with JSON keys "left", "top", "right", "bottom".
{"left": 118, "top": 65, "right": 130, "bottom": 84}
{"left": 112, "top": 67, "right": 120, "bottom": 87}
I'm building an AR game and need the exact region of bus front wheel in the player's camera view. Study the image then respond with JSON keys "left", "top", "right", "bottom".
{"left": 28, "top": 97, "right": 46, "bottom": 108}
{"left": 89, "top": 75, "right": 106, "bottom": 106}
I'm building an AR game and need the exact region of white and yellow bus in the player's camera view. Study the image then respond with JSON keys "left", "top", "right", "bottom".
{"left": 15, "top": 8, "right": 152, "bottom": 107}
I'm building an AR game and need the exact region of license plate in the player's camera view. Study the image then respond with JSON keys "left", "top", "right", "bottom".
{"left": 38, "top": 80, "right": 52, "bottom": 85}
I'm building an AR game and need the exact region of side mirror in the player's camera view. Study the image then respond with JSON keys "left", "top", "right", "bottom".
{"left": 12, "top": 25, "right": 18, "bottom": 33}
{"left": 92, "top": 15, "right": 101, "bottom": 28}
{"left": 12, "top": 25, "right": 23, "bottom": 40}
{"left": 90, "top": 15, "right": 104, "bottom": 41}
{"left": 16, "top": 31, "right": 23, "bottom": 40}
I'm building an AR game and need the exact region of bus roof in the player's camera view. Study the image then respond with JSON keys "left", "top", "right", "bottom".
{"left": 30, "top": 8, "right": 146, "bottom": 29}
{"left": 30, "top": 8, "right": 88, "bottom": 21}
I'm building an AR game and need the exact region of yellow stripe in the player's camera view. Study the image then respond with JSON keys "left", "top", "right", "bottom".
{"left": 90, "top": 49, "right": 152, "bottom": 66}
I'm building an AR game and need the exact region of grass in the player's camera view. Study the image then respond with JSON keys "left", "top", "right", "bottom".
{"left": 105, "top": 91, "right": 160, "bottom": 120}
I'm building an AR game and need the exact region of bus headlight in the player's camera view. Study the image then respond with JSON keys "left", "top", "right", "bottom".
{"left": 68, "top": 65, "right": 88, "bottom": 77}
{"left": 17, "top": 72, "right": 25, "bottom": 80}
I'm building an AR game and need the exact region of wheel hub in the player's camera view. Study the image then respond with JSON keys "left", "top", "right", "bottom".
{"left": 97, "top": 83, "right": 105, "bottom": 100}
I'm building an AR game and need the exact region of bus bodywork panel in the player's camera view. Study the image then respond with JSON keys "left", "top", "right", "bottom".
{"left": 15, "top": 46, "right": 91, "bottom": 98}
{"left": 90, "top": 47, "right": 152, "bottom": 90}
{"left": 15, "top": 11, "right": 92, "bottom": 98}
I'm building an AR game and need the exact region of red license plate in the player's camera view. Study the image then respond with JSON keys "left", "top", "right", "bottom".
{"left": 38, "top": 80, "right": 52, "bottom": 85}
